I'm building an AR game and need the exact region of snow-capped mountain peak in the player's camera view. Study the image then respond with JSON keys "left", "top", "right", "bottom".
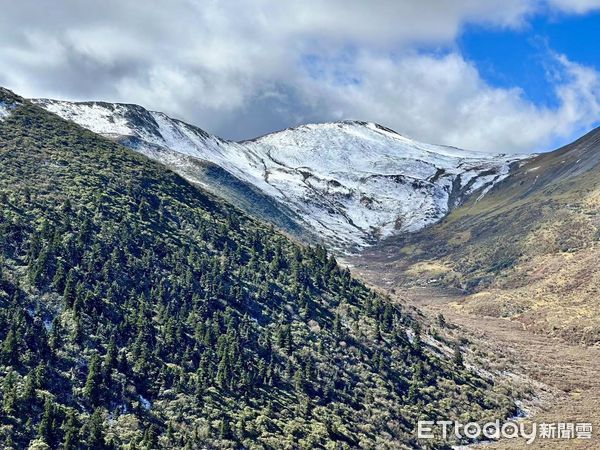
{"left": 33, "top": 98, "right": 530, "bottom": 252}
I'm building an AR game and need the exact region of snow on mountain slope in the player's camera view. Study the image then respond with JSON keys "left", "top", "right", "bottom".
{"left": 0, "top": 88, "right": 20, "bottom": 121}
{"left": 34, "top": 99, "right": 530, "bottom": 252}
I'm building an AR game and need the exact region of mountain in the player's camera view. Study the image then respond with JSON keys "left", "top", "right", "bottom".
{"left": 0, "top": 88, "right": 515, "bottom": 449}
{"left": 358, "top": 125, "right": 600, "bottom": 344}
{"left": 33, "top": 99, "right": 527, "bottom": 253}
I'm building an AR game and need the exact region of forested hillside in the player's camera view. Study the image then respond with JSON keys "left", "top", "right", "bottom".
{"left": 0, "top": 89, "right": 514, "bottom": 449}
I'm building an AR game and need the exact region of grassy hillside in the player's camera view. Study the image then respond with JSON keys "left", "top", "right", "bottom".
{"left": 360, "top": 127, "right": 600, "bottom": 343}
{"left": 0, "top": 89, "right": 514, "bottom": 449}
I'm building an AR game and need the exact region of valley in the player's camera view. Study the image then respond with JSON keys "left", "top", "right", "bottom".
{"left": 397, "top": 287, "right": 600, "bottom": 449}
{"left": 348, "top": 125, "right": 600, "bottom": 448}
{"left": 346, "top": 259, "right": 600, "bottom": 448}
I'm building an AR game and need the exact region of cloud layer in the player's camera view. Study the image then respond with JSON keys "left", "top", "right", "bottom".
{"left": 1, "top": 0, "right": 599, "bottom": 153}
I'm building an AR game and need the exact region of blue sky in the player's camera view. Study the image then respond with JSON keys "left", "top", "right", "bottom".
{"left": 460, "top": 11, "right": 600, "bottom": 109}
{"left": 456, "top": 9, "right": 600, "bottom": 149}
{"left": 0, "top": 1, "right": 599, "bottom": 153}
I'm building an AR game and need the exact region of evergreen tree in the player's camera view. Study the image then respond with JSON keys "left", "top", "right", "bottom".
{"left": 21, "top": 373, "right": 36, "bottom": 413}
{"left": 84, "top": 354, "right": 103, "bottom": 406}
{"left": 62, "top": 270, "right": 76, "bottom": 308}
{"left": 86, "top": 409, "right": 105, "bottom": 450}
{"left": 2, "top": 371, "right": 17, "bottom": 415}
{"left": 51, "top": 260, "right": 66, "bottom": 292}
{"left": 62, "top": 411, "right": 78, "bottom": 450}
{"left": 1, "top": 328, "right": 18, "bottom": 365}
{"left": 142, "top": 425, "right": 158, "bottom": 449}
{"left": 220, "top": 417, "right": 231, "bottom": 440}
{"left": 37, "top": 397, "right": 55, "bottom": 446}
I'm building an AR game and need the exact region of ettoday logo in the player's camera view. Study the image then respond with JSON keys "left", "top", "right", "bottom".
{"left": 417, "top": 420, "right": 592, "bottom": 444}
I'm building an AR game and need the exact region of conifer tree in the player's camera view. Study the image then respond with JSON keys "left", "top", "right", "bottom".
{"left": 2, "top": 371, "right": 17, "bottom": 415}
{"left": 62, "top": 410, "right": 78, "bottom": 450}
{"left": 37, "top": 397, "right": 55, "bottom": 446}
{"left": 220, "top": 417, "right": 231, "bottom": 440}
{"left": 62, "top": 271, "right": 76, "bottom": 308}
{"left": 86, "top": 409, "right": 105, "bottom": 450}
{"left": 1, "top": 328, "right": 18, "bottom": 365}
{"left": 84, "top": 354, "right": 103, "bottom": 407}
{"left": 453, "top": 343, "right": 464, "bottom": 368}
{"left": 51, "top": 261, "right": 66, "bottom": 292}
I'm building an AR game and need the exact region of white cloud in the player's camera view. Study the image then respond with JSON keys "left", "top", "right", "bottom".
{"left": 0, "top": 0, "right": 598, "bottom": 153}
{"left": 548, "top": 0, "right": 600, "bottom": 14}
{"left": 297, "top": 51, "right": 600, "bottom": 153}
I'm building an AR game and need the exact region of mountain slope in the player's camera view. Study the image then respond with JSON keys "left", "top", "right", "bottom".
{"left": 34, "top": 99, "right": 527, "bottom": 252}
{"left": 0, "top": 89, "right": 515, "bottom": 448}
{"left": 358, "top": 126, "right": 600, "bottom": 343}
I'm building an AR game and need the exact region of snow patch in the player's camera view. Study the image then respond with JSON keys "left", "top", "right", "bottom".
{"left": 0, "top": 100, "right": 17, "bottom": 121}
{"left": 139, "top": 395, "right": 151, "bottom": 410}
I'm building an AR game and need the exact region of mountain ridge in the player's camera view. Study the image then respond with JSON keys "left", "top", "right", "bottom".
{"left": 356, "top": 123, "right": 600, "bottom": 343}
{"left": 33, "top": 97, "right": 530, "bottom": 253}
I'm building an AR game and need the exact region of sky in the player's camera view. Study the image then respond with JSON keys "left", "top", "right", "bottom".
{"left": 1, "top": 1, "right": 599, "bottom": 154}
